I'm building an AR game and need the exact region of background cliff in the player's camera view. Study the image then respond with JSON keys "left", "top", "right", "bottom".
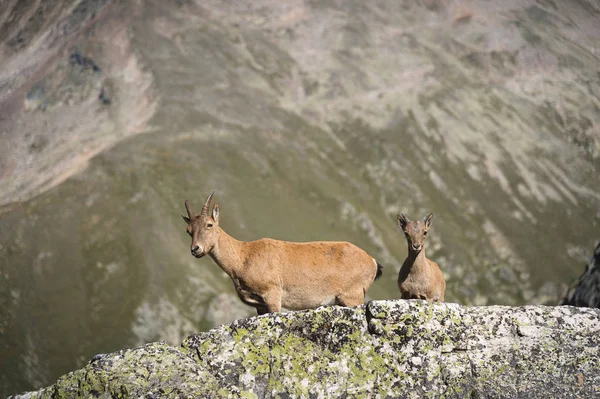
{"left": 1, "top": 0, "right": 599, "bottom": 396}
{"left": 562, "top": 241, "right": 600, "bottom": 308}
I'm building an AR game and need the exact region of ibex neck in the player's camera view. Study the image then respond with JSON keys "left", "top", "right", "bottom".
{"left": 406, "top": 247, "right": 428, "bottom": 269}
{"left": 209, "top": 227, "right": 244, "bottom": 277}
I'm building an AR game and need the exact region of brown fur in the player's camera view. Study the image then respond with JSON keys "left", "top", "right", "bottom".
{"left": 182, "top": 192, "right": 382, "bottom": 314}
{"left": 397, "top": 213, "right": 446, "bottom": 302}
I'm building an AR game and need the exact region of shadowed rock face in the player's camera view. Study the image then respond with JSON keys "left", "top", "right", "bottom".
{"left": 1, "top": 0, "right": 600, "bottom": 396}
{"left": 9, "top": 301, "right": 600, "bottom": 398}
{"left": 562, "top": 242, "right": 600, "bottom": 308}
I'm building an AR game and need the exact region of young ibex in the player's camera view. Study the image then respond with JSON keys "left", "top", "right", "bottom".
{"left": 182, "top": 192, "right": 383, "bottom": 314}
{"left": 397, "top": 213, "right": 445, "bottom": 302}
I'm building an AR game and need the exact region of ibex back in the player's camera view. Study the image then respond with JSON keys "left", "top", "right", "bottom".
{"left": 182, "top": 192, "right": 383, "bottom": 315}
{"left": 397, "top": 213, "right": 446, "bottom": 302}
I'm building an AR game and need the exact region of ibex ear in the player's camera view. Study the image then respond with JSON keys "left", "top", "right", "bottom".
{"left": 398, "top": 213, "right": 409, "bottom": 229}
{"left": 182, "top": 215, "right": 191, "bottom": 224}
{"left": 212, "top": 203, "right": 220, "bottom": 224}
{"left": 423, "top": 213, "right": 433, "bottom": 228}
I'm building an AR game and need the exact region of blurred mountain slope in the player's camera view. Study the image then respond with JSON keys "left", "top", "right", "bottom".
{"left": 1, "top": 0, "right": 599, "bottom": 396}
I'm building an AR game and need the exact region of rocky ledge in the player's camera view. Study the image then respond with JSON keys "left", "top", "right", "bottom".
{"left": 11, "top": 300, "right": 600, "bottom": 398}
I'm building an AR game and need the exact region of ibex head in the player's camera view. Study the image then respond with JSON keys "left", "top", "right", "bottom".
{"left": 398, "top": 213, "right": 433, "bottom": 252}
{"left": 182, "top": 191, "right": 220, "bottom": 258}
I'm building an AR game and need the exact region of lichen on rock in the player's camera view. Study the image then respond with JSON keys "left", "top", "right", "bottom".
{"left": 11, "top": 300, "right": 600, "bottom": 398}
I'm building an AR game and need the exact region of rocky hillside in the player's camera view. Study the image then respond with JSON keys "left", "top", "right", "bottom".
{"left": 1, "top": 0, "right": 599, "bottom": 396}
{"left": 10, "top": 300, "right": 600, "bottom": 398}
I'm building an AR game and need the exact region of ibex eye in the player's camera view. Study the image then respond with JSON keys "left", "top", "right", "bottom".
{"left": 423, "top": 231, "right": 428, "bottom": 236}
{"left": 207, "top": 223, "right": 213, "bottom": 228}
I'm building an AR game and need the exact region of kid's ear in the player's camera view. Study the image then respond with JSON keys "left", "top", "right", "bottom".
{"left": 212, "top": 203, "right": 220, "bottom": 223}
{"left": 182, "top": 215, "right": 190, "bottom": 224}
{"left": 423, "top": 213, "right": 433, "bottom": 228}
{"left": 398, "top": 213, "right": 409, "bottom": 229}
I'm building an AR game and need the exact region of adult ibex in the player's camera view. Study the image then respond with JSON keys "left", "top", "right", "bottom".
{"left": 182, "top": 192, "right": 383, "bottom": 314}
{"left": 397, "top": 213, "right": 445, "bottom": 302}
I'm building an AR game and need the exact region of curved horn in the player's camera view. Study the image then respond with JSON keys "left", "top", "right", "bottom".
{"left": 201, "top": 191, "right": 215, "bottom": 216}
{"left": 184, "top": 200, "right": 194, "bottom": 219}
